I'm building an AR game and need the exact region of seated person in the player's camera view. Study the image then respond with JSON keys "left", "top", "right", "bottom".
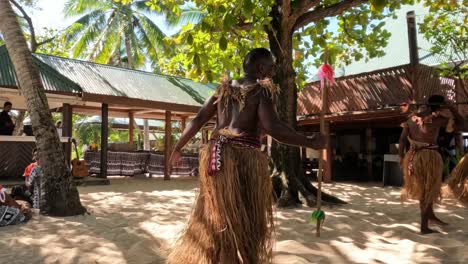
{"left": 27, "top": 154, "right": 43, "bottom": 209}
{"left": 10, "top": 148, "right": 37, "bottom": 205}
{"left": 23, "top": 148, "right": 38, "bottom": 184}
{"left": 0, "top": 185, "right": 31, "bottom": 227}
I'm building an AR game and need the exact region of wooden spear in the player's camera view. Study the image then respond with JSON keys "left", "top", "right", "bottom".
{"left": 310, "top": 51, "right": 334, "bottom": 237}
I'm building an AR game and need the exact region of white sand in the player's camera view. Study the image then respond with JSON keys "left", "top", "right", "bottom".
{"left": 0, "top": 177, "right": 467, "bottom": 264}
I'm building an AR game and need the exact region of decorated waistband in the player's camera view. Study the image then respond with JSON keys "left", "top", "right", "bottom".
{"left": 407, "top": 144, "right": 439, "bottom": 177}
{"left": 207, "top": 135, "right": 261, "bottom": 176}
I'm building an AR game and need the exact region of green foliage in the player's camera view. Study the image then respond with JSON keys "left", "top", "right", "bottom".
{"left": 72, "top": 114, "right": 143, "bottom": 157}
{"left": 419, "top": 0, "right": 467, "bottom": 79}
{"left": 63, "top": 0, "right": 182, "bottom": 69}
{"left": 154, "top": 0, "right": 415, "bottom": 87}
{"left": 154, "top": 0, "right": 274, "bottom": 82}
{"left": 74, "top": 116, "right": 104, "bottom": 148}
{"left": 153, "top": 134, "right": 178, "bottom": 151}
{"left": 35, "top": 28, "right": 72, "bottom": 57}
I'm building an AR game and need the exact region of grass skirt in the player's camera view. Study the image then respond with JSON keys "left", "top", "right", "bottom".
{"left": 167, "top": 143, "right": 274, "bottom": 264}
{"left": 401, "top": 140, "right": 443, "bottom": 210}
{"left": 446, "top": 154, "right": 468, "bottom": 205}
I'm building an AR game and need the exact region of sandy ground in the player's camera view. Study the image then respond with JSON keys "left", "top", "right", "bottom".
{"left": 0, "top": 177, "right": 467, "bottom": 264}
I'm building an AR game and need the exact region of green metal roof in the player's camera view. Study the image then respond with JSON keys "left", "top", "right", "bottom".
{"left": 0, "top": 46, "right": 83, "bottom": 93}
{"left": 34, "top": 53, "right": 215, "bottom": 106}
{"left": 0, "top": 45, "right": 216, "bottom": 107}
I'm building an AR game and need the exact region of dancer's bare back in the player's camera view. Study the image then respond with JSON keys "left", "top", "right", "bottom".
{"left": 171, "top": 78, "right": 326, "bottom": 165}
{"left": 213, "top": 78, "right": 274, "bottom": 138}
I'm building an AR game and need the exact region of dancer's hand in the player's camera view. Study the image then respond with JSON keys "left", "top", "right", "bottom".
{"left": 170, "top": 149, "right": 182, "bottom": 167}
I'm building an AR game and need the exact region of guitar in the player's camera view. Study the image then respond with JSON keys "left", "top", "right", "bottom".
{"left": 71, "top": 139, "right": 88, "bottom": 178}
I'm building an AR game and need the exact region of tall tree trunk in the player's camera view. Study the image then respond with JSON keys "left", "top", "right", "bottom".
{"left": 267, "top": 4, "right": 346, "bottom": 208}
{"left": 13, "top": 110, "right": 25, "bottom": 135}
{"left": 124, "top": 34, "right": 134, "bottom": 69}
{"left": 0, "top": 0, "right": 86, "bottom": 216}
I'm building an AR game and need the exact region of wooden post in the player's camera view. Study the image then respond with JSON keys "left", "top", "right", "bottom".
{"left": 181, "top": 116, "right": 187, "bottom": 133}
{"left": 323, "top": 122, "right": 332, "bottom": 183}
{"left": 164, "top": 111, "right": 172, "bottom": 180}
{"left": 301, "top": 147, "right": 307, "bottom": 161}
{"left": 407, "top": 11, "right": 419, "bottom": 66}
{"left": 62, "top": 103, "right": 73, "bottom": 165}
{"left": 100, "top": 103, "right": 108, "bottom": 178}
{"left": 316, "top": 67, "right": 330, "bottom": 237}
{"left": 407, "top": 11, "right": 420, "bottom": 101}
{"left": 129, "top": 112, "right": 134, "bottom": 144}
{"left": 143, "top": 119, "right": 150, "bottom": 151}
{"left": 366, "top": 128, "right": 373, "bottom": 181}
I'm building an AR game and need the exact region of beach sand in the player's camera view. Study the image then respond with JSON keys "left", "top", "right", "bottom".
{"left": 0, "top": 177, "right": 467, "bottom": 264}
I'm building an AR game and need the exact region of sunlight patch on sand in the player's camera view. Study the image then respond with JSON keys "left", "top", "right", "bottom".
{"left": 0, "top": 177, "right": 467, "bottom": 264}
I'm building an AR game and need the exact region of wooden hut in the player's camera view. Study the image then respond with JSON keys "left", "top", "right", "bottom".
{"left": 0, "top": 45, "right": 216, "bottom": 180}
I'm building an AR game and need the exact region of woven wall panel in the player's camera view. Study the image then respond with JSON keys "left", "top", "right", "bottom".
{"left": 0, "top": 142, "right": 35, "bottom": 179}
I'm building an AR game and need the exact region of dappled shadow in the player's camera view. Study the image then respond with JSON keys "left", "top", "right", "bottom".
{"left": 0, "top": 177, "right": 197, "bottom": 264}
{"left": 1, "top": 179, "right": 467, "bottom": 264}
{"left": 273, "top": 182, "right": 468, "bottom": 263}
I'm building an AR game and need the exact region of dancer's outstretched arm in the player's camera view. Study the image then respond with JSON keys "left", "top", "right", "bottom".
{"left": 171, "top": 96, "right": 217, "bottom": 163}
{"left": 258, "top": 92, "right": 326, "bottom": 149}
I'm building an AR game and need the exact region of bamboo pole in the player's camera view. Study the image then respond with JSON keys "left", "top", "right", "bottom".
{"left": 316, "top": 83, "right": 328, "bottom": 237}
{"left": 316, "top": 52, "right": 330, "bottom": 237}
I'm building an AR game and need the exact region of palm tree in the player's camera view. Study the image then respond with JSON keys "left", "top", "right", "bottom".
{"left": 0, "top": 0, "right": 86, "bottom": 216}
{"left": 165, "top": 6, "right": 207, "bottom": 28}
{"left": 63, "top": 0, "right": 166, "bottom": 69}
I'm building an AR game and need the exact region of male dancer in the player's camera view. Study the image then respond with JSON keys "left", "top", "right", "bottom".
{"left": 399, "top": 95, "right": 464, "bottom": 234}
{"left": 167, "top": 48, "right": 326, "bottom": 263}
{"left": 447, "top": 113, "right": 468, "bottom": 205}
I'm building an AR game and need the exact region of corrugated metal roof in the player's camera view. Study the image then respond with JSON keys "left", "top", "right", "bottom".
{"left": 299, "top": 66, "right": 413, "bottom": 116}
{"left": 0, "top": 45, "right": 217, "bottom": 108}
{"left": 34, "top": 54, "right": 215, "bottom": 106}
{"left": 298, "top": 64, "right": 464, "bottom": 117}
{"left": 0, "top": 46, "right": 83, "bottom": 94}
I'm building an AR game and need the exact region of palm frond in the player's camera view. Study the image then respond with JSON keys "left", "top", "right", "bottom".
{"left": 63, "top": 10, "right": 107, "bottom": 43}
{"left": 135, "top": 14, "right": 166, "bottom": 47}
{"left": 107, "top": 37, "right": 123, "bottom": 66}
{"left": 133, "top": 16, "right": 159, "bottom": 65}
{"left": 166, "top": 8, "right": 206, "bottom": 28}
{"left": 128, "top": 29, "right": 145, "bottom": 69}
{"left": 64, "top": 0, "right": 112, "bottom": 17}
{"left": 72, "top": 12, "right": 107, "bottom": 58}
{"left": 89, "top": 10, "right": 122, "bottom": 61}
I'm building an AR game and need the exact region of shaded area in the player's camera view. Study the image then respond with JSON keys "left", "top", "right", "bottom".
{"left": 0, "top": 178, "right": 467, "bottom": 264}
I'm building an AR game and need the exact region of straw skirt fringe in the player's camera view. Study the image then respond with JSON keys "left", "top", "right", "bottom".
{"left": 446, "top": 154, "right": 468, "bottom": 205}
{"left": 166, "top": 143, "right": 274, "bottom": 264}
{"left": 401, "top": 149, "right": 443, "bottom": 210}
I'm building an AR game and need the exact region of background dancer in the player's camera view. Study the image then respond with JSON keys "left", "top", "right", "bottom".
{"left": 399, "top": 95, "right": 464, "bottom": 234}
